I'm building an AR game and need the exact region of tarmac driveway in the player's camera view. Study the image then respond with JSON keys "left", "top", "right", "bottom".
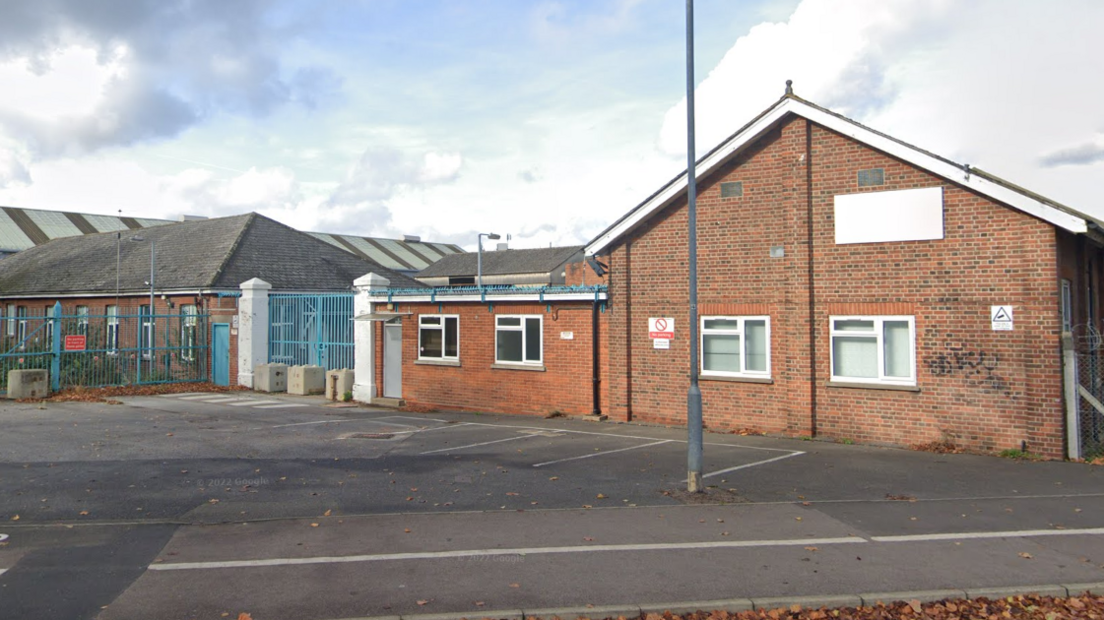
{"left": 0, "top": 392, "right": 1102, "bottom": 619}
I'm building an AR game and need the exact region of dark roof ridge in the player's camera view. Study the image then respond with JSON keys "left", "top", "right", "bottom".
{"left": 207, "top": 212, "right": 258, "bottom": 288}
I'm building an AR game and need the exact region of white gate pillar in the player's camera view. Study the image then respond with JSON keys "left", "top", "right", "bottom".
{"left": 353, "top": 272, "right": 390, "bottom": 403}
{"left": 238, "top": 278, "right": 272, "bottom": 388}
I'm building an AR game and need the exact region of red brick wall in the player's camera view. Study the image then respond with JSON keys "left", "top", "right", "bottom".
{"left": 0, "top": 293, "right": 237, "bottom": 385}
{"left": 388, "top": 301, "right": 607, "bottom": 417}
{"left": 607, "top": 116, "right": 1066, "bottom": 457}
{"left": 564, "top": 259, "right": 609, "bottom": 286}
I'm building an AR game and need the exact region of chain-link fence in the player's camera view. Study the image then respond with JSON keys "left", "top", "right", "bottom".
{"left": 1074, "top": 328, "right": 1104, "bottom": 460}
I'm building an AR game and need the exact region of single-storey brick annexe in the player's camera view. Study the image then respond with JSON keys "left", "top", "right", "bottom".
{"left": 585, "top": 86, "right": 1104, "bottom": 459}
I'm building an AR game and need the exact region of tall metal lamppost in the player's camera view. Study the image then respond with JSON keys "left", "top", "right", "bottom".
{"left": 477, "top": 232, "right": 501, "bottom": 288}
{"left": 685, "top": 0, "right": 704, "bottom": 493}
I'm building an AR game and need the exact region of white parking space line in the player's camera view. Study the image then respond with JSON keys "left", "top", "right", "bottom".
{"left": 378, "top": 415, "right": 449, "bottom": 424}
{"left": 263, "top": 420, "right": 357, "bottom": 430}
{"left": 464, "top": 422, "right": 796, "bottom": 454}
{"left": 254, "top": 404, "right": 307, "bottom": 410}
{"left": 532, "top": 439, "right": 672, "bottom": 468}
{"left": 871, "top": 527, "right": 1104, "bottom": 543}
{"left": 701, "top": 451, "right": 805, "bottom": 479}
{"left": 149, "top": 536, "right": 869, "bottom": 571}
{"left": 195, "top": 397, "right": 249, "bottom": 403}
{"left": 177, "top": 395, "right": 228, "bottom": 400}
{"left": 166, "top": 392, "right": 209, "bottom": 397}
{"left": 420, "top": 434, "right": 533, "bottom": 455}
{"left": 229, "top": 400, "right": 282, "bottom": 407}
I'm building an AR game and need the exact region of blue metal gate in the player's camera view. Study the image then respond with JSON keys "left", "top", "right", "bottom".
{"left": 268, "top": 293, "right": 354, "bottom": 370}
{"left": 0, "top": 302, "right": 210, "bottom": 395}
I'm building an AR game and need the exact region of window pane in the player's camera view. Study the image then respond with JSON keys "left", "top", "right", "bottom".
{"left": 497, "top": 317, "right": 521, "bottom": 327}
{"left": 704, "top": 318, "right": 739, "bottom": 330}
{"left": 497, "top": 330, "right": 523, "bottom": 362}
{"left": 834, "top": 319, "right": 874, "bottom": 332}
{"left": 703, "top": 334, "right": 740, "bottom": 373}
{"left": 444, "top": 317, "right": 458, "bottom": 357}
{"left": 883, "top": 320, "right": 911, "bottom": 378}
{"left": 420, "top": 316, "right": 440, "bottom": 326}
{"left": 420, "top": 328, "right": 442, "bottom": 358}
{"left": 745, "top": 320, "right": 768, "bottom": 372}
{"left": 833, "top": 336, "right": 877, "bottom": 378}
{"left": 525, "top": 318, "right": 541, "bottom": 362}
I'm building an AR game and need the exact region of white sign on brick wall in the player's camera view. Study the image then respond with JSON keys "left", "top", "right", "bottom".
{"left": 991, "top": 305, "right": 1013, "bottom": 331}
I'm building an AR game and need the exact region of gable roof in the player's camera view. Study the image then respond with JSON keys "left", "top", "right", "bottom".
{"left": 416, "top": 245, "right": 583, "bottom": 279}
{"left": 586, "top": 92, "right": 1099, "bottom": 256}
{"left": 0, "top": 205, "right": 463, "bottom": 272}
{"left": 0, "top": 212, "right": 422, "bottom": 296}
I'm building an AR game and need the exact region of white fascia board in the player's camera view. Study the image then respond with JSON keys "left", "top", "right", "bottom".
{"left": 586, "top": 99, "right": 1086, "bottom": 256}
{"left": 796, "top": 104, "right": 1087, "bottom": 234}
{"left": 585, "top": 101, "right": 794, "bottom": 256}
{"left": 376, "top": 292, "right": 608, "bottom": 304}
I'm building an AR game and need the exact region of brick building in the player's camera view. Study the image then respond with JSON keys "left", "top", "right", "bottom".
{"left": 365, "top": 246, "right": 608, "bottom": 417}
{"left": 0, "top": 212, "right": 418, "bottom": 389}
{"left": 585, "top": 87, "right": 1104, "bottom": 458}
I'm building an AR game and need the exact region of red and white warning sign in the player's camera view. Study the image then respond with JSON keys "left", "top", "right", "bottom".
{"left": 648, "top": 317, "right": 674, "bottom": 339}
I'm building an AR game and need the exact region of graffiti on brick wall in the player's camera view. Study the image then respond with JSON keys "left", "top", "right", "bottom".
{"left": 924, "top": 342, "right": 1009, "bottom": 394}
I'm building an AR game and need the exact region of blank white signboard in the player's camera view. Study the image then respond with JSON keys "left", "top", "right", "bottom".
{"left": 834, "top": 186, "right": 944, "bottom": 245}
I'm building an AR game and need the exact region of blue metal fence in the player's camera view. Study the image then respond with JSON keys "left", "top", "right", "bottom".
{"left": 268, "top": 293, "right": 355, "bottom": 370}
{"left": 0, "top": 302, "right": 210, "bottom": 395}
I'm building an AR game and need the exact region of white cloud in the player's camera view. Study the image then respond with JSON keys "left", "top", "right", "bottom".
{"left": 0, "top": 148, "right": 31, "bottom": 188}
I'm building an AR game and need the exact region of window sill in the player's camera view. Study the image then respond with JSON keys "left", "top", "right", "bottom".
{"left": 826, "top": 381, "right": 920, "bottom": 393}
{"left": 491, "top": 363, "right": 546, "bottom": 372}
{"left": 415, "top": 359, "right": 460, "bottom": 367}
{"left": 701, "top": 375, "right": 773, "bottom": 384}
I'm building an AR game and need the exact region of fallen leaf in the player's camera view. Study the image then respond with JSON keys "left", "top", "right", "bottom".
{"left": 596, "top": 493, "right": 607, "bottom": 499}
{"left": 721, "top": 531, "right": 730, "bottom": 536}
{"left": 165, "top": 433, "right": 173, "bottom": 437}
{"left": 506, "top": 492, "right": 519, "bottom": 496}
{"left": 323, "top": 509, "right": 332, "bottom": 517}
{"left": 1019, "top": 552, "right": 1033, "bottom": 559}
{"left": 474, "top": 601, "right": 485, "bottom": 607}
{"left": 509, "top": 583, "right": 520, "bottom": 588}
{"left": 795, "top": 517, "right": 802, "bottom": 521}
{"left": 310, "top": 522, "right": 319, "bottom": 528}
{"left": 417, "top": 600, "right": 429, "bottom": 606}
{"left": 583, "top": 536, "right": 595, "bottom": 541}
{"left": 805, "top": 546, "right": 819, "bottom": 552}
{"left": 79, "top": 510, "right": 89, "bottom": 516}
{"left": 908, "top": 599, "right": 922, "bottom": 614}
{"left": 10, "top": 515, "right": 18, "bottom": 521}
{"left": 549, "top": 477, "right": 559, "bottom": 481}
{"left": 208, "top": 499, "right": 219, "bottom": 504}
{"left": 237, "top": 614, "right": 253, "bottom": 620}
{"left": 582, "top": 504, "right": 593, "bottom": 509}
{"left": 404, "top": 528, "right": 411, "bottom": 533}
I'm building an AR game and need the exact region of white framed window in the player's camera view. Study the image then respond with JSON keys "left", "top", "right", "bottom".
{"left": 495, "top": 315, "right": 542, "bottom": 365}
{"left": 44, "top": 305, "right": 54, "bottom": 348}
{"left": 829, "top": 316, "right": 916, "bottom": 385}
{"left": 76, "top": 305, "right": 90, "bottom": 336}
{"left": 418, "top": 314, "right": 458, "bottom": 360}
{"left": 16, "top": 306, "right": 27, "bottom": 349}
{"left": 5, "top": 304, "right": 13, "bottom": 337}
{"left": 140, "top": 305, "right": 154, "bottom": 359}
{"left": 700, "top": 316, "right": 770, "bottom": 378}
{"left": 106, "top": 305, "right": 119, "bottom": 354}
{"left": 181, "top": 304, "right": 198, "bottom": 362}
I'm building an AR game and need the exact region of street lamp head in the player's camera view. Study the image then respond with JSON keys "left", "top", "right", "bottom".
{"left": 486, "top": 233, "right": 501, "bottom": 240}
{"left": 130, "top": 235, "right": 145, "bottom": 242}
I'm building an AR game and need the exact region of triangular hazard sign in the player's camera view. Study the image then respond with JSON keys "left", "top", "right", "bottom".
{"left": 992, "top": 307, "right": 1012, "bottom": 321}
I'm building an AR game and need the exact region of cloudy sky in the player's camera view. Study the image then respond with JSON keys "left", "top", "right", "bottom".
{"left": 0, "top": 0, "right": 1101, "bottom": 250}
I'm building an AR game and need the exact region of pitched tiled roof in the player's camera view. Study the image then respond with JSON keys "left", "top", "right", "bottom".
{"left": 0, "top": 206, "right": 463, "bottom": 272}
{"left": 416, "top": 246, "right": 583, "bottom": 278}
{"left": 0, "top": 213, "right": 421, "bottom": 296}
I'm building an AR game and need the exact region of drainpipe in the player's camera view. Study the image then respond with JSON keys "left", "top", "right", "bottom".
{"left": 806, "top": 117, "right": 818, "bottom": 437}
{"left": 592, "top": 300, "right": 601, "bottom": 416}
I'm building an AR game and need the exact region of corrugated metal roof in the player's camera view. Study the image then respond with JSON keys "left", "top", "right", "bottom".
{"left": 0, "top": 206, "right": 465, "bottom": 271}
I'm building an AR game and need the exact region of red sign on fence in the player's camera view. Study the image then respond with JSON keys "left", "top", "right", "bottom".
{"left": 64, "top": 335, "right": 87, "bottom": 351}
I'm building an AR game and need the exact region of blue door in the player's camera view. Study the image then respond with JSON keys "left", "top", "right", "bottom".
{"left": 212, "top": 323, "right": 230, "bottom": 386}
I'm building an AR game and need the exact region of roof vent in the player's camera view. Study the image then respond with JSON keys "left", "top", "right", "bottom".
{"left": 403, "top": 234, "right": 421, "bottom": 243}
{"left": 496, "top": 242, "right": 509, "bottom": 251}
{"left": 178, "top": 214, "right": 208, "bottom": 221}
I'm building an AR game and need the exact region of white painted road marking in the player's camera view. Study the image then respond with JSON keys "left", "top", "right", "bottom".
{"left": 871, "top": 526, "right": 1104, "bottom": 543}
{"left": 148, "top": 536, "right": 868, "bottom": 571}
{"left": 229, "top": 400, "right": 282, "bottom": 407}
{"left": 420, "top": 434, "right": 533, "bottom": 455}
{"left": 464, "top": 421, "right": 796, "bottom": 454}
{"left": 254, "top": 404, "right": 307, "bottom": 410}
{"left": 533, "top": 439, "right": 673, "bottom": 468}
{"left": 702, "top": 451, "right": 805, "bottom": 479}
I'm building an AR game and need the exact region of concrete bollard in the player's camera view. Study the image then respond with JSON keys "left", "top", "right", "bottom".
{"left": 254, "top": 363, "right": 288, "bottom": 393}
{"left": 288, "top": 365, "right": 325, "bottom": 396}
{"left": 7, "top": 369, "right": 48, "bottom": 399}
{"left": 325, "top": 368, "right": 355, "bottom": 401}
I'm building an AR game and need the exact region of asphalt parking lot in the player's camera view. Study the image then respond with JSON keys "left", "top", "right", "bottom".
{"left": 2, "top": 392, "right": 1104, "bottom": 620}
